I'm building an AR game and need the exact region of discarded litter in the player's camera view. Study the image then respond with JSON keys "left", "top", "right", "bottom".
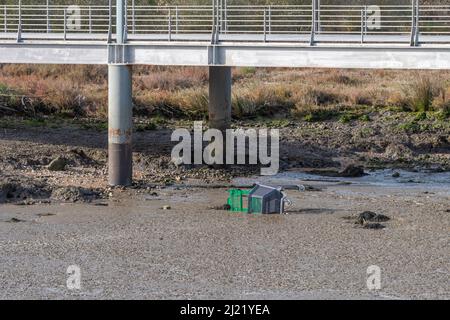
{"left": 227, "top": 184, "right": 292, "bottom": 214}
{"left": 227, "top": 189, "right": 251, "bottom": 212}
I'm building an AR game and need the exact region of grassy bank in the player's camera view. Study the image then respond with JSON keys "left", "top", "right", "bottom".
{"left": 0, "top": 65, "right": 450, "bottom": 123}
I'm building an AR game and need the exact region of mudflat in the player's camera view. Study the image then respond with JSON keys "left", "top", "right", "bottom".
{"left": 0, "top": 122, "right": 448, "bottom": 299}
{"left": 0, "top": 181, "right": 448, "bottom": 299}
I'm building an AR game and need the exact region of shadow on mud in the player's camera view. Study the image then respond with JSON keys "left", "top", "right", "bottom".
{"left": 286, "top": 208, "right": 337, "bottom": 215}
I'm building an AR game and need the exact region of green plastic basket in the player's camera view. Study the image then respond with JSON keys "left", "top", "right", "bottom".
{"left": 227, "top": 189, "right": 250, "bottom": 212}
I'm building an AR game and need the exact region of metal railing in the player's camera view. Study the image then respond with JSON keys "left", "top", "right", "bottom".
{"left": 0, "top": 1, "right": 450, "bottom": 45}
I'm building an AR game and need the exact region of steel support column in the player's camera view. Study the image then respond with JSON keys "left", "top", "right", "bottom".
{"left": 108, "top": 0, "right": 133, "bottom": 186}
{"left": 208, "top": 66, "right": 231, "bottom": 131}
{"left": 108, "top": 65, "right": 133, "bottom": 186}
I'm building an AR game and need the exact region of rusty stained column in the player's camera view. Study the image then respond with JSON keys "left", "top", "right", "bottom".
{"left": 108, "top": 65, "right": 133, "bottom": 186}
{"left": 108, "top": 0, "right": 133, "bottom": 186}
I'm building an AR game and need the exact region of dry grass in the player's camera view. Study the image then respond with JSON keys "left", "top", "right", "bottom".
{"left": 1, "top": 65, "right": 450, "bottom": 120}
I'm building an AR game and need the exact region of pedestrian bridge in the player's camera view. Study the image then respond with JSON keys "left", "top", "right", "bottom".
{"left": 1, "top": 1, "right": 450, "bottom": 69}
{"left": 1, "top": 1, "right": 450, "bottom": 186}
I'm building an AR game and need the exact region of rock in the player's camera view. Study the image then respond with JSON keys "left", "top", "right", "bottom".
{"left": 356, "top": 211, "right": 391, "bottom": 225}
{"left": 48, "top": 157, "right": 67, "bottom": 171}
{"left": 162, "top": 205, "right": 171, "bottom": 210}
{"left": 392, "top": 171, "right": 400, "bottom": 178}
{"left": 356, "top": 211, "right": 377, "bottom": 224}
{"left": 339, "top": 164, "right": 365, "bottom": 177}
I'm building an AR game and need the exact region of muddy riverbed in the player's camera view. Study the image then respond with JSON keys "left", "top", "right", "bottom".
{"left": 0, "top": 179, "right": 448, "bottom": 299}
{"left": 0, "top": 121, "right": 449, "bottom": 299}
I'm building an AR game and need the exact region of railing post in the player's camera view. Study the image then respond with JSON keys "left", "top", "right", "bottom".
{"left": 107, "top": 0, "right": 112, "bottom": 42}
{"left": 224, "top": 0, "right": 227, "bottom": 33}
{"left": 361, "top": 6, "right": 367, "bottom": 44}
{"left": 263, "top": 8, "right": 267, "bottom": 42}
{"left": 310, "top": 0, "right": 316, "bottom": 45}
{"left": 211, "top": 0, "right": 217, "bottom": 44}
{"left": 361, "top": 8, "right": 363, "bottom": 44}
{"left": 316, "top": 0, "right": 321, "bottom": 34}
{"left": 175, "top": 6, "right": 178, "bottom": 34}
{"left": 168, "top": 8, "right": 172, "bottom": 41}
{"left": 116, "top": 0, "right": 126, "bottom": 44}
{"left": 410, "top": 0, "right": 419, "bottom": 46}
{"left": 3, "top": 5, "right": 6, "bottom": 33}
{"left": 123, "top": 0, "right": 128, "bottom": 42}
{"left": 364, "top": 5, "right": 368, "bottom": 35}
{"left": 216, "top": 0, "right": 220, "bottom": 42}
{"left": 220, "top": 0, "right": 226, "bottom": 32}
{"left": 63, "top": 8, "right": 67, "bottom": 40}
{"left": 268, "top": 5, "right": 272, "bottom": 34}
{"left": 46, "top": 0, "right": 50, "bottom": 33}
{"left": 88, "top": 6, "right": 92, "bottom": 34}
{"left": 132, "top": 0, "right": 135, "bottom": 34}
{"left": 17, "top": 0, "right": 22, "bottom": 42}
{"left": 415, "top": 0, "right": 420, "bottom": 45}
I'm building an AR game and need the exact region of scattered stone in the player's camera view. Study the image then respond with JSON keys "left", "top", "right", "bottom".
{"left": 162, "top": 205, "right": 171, "bottom": 210}
{"left": 51, "top": 186, "right": 101, "bottom": 203}
{"left": 356, "top": 211, "right": 390, "bottom": 225}
{"left": 339, "top": 164, "right": 365, "bottom": 177}
{"left": 36, "top": 213, "right": 56, "bottom": 217}
{"left": 48, "top": 156, "right": 68, "bottom": 171}
{"left": 93, "top": 203, "right": 108, "bottom": 206}
{"left": 392, "top": 172, "right": 400, "bottom": 178}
